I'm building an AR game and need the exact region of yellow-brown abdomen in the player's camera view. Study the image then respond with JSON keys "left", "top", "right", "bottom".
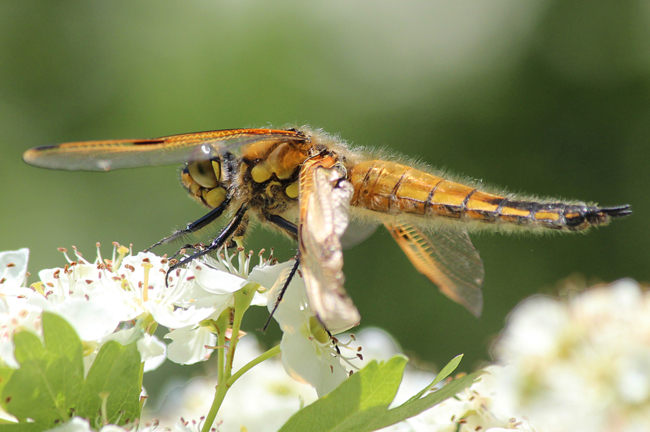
{"left": 348, "top": 160, "right": 631, "bottom": 231}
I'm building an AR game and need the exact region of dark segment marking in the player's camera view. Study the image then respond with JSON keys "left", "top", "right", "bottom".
{"left": 389, "top": 170, "right": 409, "bottom": 211}
{"left": 502, "top": 200, "right": 535, "bottom": 211}
{"left": 495, "top": 197, "right": 509, "bottom": 218}
{"left": 359, "top": 161, "right": 376, "bottom": 199}
{"left": 525, "top": 202, "right": 540, "bottom": 222}
{"left": 437, "top": 204, "right": 462, "bottom": 219}
{"left": 487, "top": 197, "right": 505, "bottom": 206}
{"left": 460, "top": 189, "right": 478, "bottom": 211}
{"left": 424, "top": 178, "right": 444, "bottom": 215}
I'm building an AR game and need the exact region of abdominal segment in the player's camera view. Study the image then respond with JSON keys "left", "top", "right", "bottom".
{"left": 348, "top": 160, "right": 629, "bottom": 231}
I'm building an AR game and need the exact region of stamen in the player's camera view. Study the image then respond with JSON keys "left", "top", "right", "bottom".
{"left": 57, "top": 247, "right": 73, "bottom": 263}
{"left": 31, "top": 281, "right": 45, "bottom": 295}
{"left": 142, "top": 262, "right": 153, "bottom": 302}
{"left": 114, "top": 244, "right": 130, "bottom": 270}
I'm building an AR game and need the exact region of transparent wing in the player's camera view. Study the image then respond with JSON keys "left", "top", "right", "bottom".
{"left": 22, "top": 128, "right": 306, "bottom": 171}
{"left": 298, "top": 156, "right": 360, "bottom": 333}
{"left": 340, "top": 217, "right": 380, "bottom": 250}
{"left": 385, "top": 221, "right": 484, "bottom": 317}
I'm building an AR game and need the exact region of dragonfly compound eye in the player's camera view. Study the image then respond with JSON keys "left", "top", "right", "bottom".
{"left": 188, "top": 160, "right": 220, "bottom": 189}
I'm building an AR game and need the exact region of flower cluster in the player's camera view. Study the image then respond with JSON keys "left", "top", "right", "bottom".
{"left": 490, "top": 279, "right": 650, "bottom": 432}
{"left": 0, "top": 244, "right": 355, "bottom": 427}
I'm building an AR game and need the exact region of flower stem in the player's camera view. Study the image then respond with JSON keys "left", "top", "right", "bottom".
{"left": 227, "top": 344, "right": 281, "bottom": 386}
{"left": 201, "top": 345, "right": 281, "bottom": 432}
{"left": 224, "top": 283, "right": 258, "bottom": 380}
{"left": 215, "top": 310, "right": 230, "bottom": 387}
{"left": 202, "top": 376, "right": 229, "bottom": 432}
{"left": 202, "top": 284, "right": 258, "bottom": 432}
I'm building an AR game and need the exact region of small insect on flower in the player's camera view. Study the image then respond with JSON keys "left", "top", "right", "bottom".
{"left": 23, "top": 127, "right": 631, "bottom": 331}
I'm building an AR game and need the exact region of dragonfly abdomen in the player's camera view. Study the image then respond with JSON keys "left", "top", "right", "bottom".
{"left": 348, "top": 160, "right": 631, "bottom": 231}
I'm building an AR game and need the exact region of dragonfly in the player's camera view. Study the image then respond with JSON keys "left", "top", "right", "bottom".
{"left": 23, "top": 127, "right": 632, "bottom": 332}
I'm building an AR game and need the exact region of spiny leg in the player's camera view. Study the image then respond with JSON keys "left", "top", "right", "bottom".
{"left": 262, "top": 214, "right": 299, "bottom": 331}
{"left": 165, "top": 204, "right": 248, "bottom": 285}
{"left": 146, "top": 196, "right": 232, "bottom": 252}
{"left": 263, "top": 255, "right": 300, "bottom": 331}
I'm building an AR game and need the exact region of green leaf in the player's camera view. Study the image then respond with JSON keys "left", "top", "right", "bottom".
{"left": 407, "top": 353, "right": 463, "bottom": 403}
{"left": 1, "top": 313, "right": 84, "bottom": 428}
{"left": 279, "top": 355, "right": 407, "bottom": 432}
{"left": 77, "top": 340, "right": 143, "bottom": 426}
{"left": 362, "top": 370, "right": 483, "bottom": 431}
{"left": 1, "top": 312, "right": 144, "bottom": 430}
{"left": 0, "top": 365, "right": 15, "bottom": 398}
{"left": 0, "top": 424, "right": 43, "bottom": 432}
{"left": 280, "top": 355, "right": 482, "bottom": 432}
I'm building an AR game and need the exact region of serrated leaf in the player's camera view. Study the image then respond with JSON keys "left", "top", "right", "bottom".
{"left": 0, "top": 365, "right": 15, "bottom": 397}
{"left": 77, "top": 340, "right": 143, "bottom": 426}
{"left": 279, "top": 355, "right": 407, "bottom": 432}
{"left": 280, "top": 355, "right": 482, "bottom": 432}
{"left": 364, "top": 370, "right": 483, "bottom": 431}
{"left": 1, "top": 313, "right": 84, "bottom": 428}
{"left": 0, "top": 312, "right": 144, "bottom": 430}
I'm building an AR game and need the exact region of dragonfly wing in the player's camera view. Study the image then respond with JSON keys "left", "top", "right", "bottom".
{"left": 340, "top": 218, "right": 380, "bottom": 250}
{"left": 298, "top": 156, "right": 360, "bottom": 333}
{"left": 22, "top": 128, "right": 306, "bottom": 171}
{"left": 385, "top": 221, "right": 484, "bottom": 317}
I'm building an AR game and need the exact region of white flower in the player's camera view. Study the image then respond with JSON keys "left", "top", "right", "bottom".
{"left": 263, "top": 260, "right": 350, "bottom": 396}
{"left": 0, "top": 248, "right": 29, "bottom": 291}
{"left": 490, "top": 279, "right": 650, "bottom": 432}
{"left": 164, "top": 324, "right": 216, "bottom": 365}
{"left": 44, "top": 416, "right": 153, "bottom": 432}
{"left": 195, "top": 244, "right": 270, "bottom": 307}
{"left": 144, "top": 335, "right": 317, "bottom": 432}
{"left": 0, "top": 249, "right": 43, "bottom": 368}
{"left": 106, "top": 251, "right": 217, "bottom": 329}
{"left": 162, "top": 245, "right": 276, "bottom": 365}
{"left": 377, "top": 364, "right": 540, "bottom": 432}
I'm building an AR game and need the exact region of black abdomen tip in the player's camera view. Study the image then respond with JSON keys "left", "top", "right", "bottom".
{"left": 599, "top": 204, "right": 632, "bottom": 219}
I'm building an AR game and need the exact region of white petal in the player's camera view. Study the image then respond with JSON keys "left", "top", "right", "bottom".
{"left": 192, "top": 262, "right": 249, "bottom": 294}
{"left": 265, "top": 262, "right": 308, "bottom": 331}
{"left": 280, "top": 332, "right": 347, "bottom": 397}
{"left": 45, "top": 416, "right": 93, "bottom": 432}
{"left": 51, "top": 297, "right": 122, "bottom": 341}
{"left": 138, "top": 334, "right": 167, "bottom": 372}
{"left": 249, "top": 261, "right": 292, "bottom": 291}
{"left": 0, "top": 248, "right": 29, "bottom": 290}
{"left": 493, "top": 295, "right": 567, "bottom": 360}
{"left": 250, "top": 291, "right": 269, "bottom": 307}
{"left": 148, "top": 302, "right": 216, "bottom": 329}
{"left": 165, "top": 326, "right": 216, "bottom": 365}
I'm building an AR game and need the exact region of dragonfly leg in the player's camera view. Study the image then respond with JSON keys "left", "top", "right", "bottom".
{"left": 165, "top": 204, "right": 247, "bottom": 286}
{"left": 263, "top": 254, "right": 300, "bottom": 331}
{"left": 262, "top": 214, "right": 300, "bottom": 331}
{"left": 146, "top": 196, "right": 232, "bottom": 251}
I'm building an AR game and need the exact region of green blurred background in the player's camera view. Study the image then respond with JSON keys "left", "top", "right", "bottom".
{"left": 1, "top": 0, "right": 648, "bottom": 407}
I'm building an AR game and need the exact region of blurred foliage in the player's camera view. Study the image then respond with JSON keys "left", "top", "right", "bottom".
{"left": 1, "top": 0, "right": 648, "bottom": 410}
